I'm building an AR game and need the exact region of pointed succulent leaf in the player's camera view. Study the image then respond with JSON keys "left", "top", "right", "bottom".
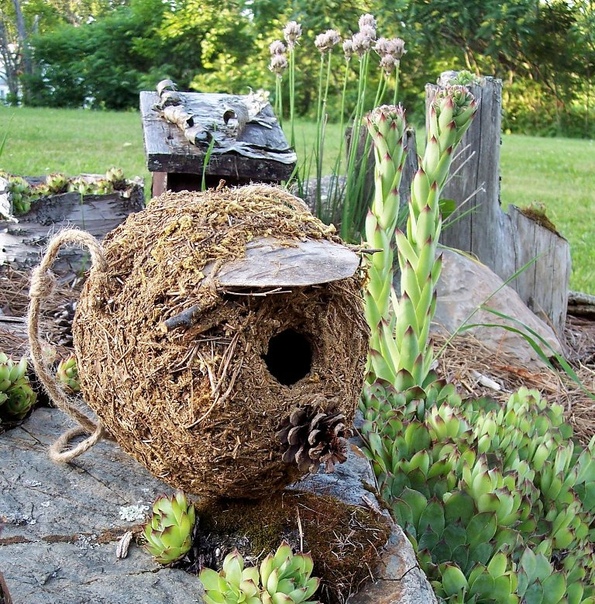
{"left": 487, "top": 552, "right": 509, "bottom": 579}
{"left": 470, "top": 542, "right": 495, "bottom": 568}
{"left": 266, "top": 567, "right": 280, "bottom": 594}
{"left": 444, "top": 491, "right": 476, "bottom": 525}
{"left": 439, "top": 563, "right": 468, "bottom": 597}
{"left": 467, "top": 513, "right": 498, "bottom": 548}
{"left": 541, "top": 573, "right": 567, "bottom": 604}
{"left": 418, "top": 499, "right": 445, "bottom": 537}
{"left": 199, "top": 568, "right": 223, "bottom": 592}
{"left": 468, "top": 568, "right": 495, "bottom": 598}
{"left": 523, "top": 581, "right": 545, "bottom": 604}
{"left": 204, "top": 593, "right": 226, "bottom": 604}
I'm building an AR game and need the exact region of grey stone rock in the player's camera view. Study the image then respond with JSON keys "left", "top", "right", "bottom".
{"left": 0, "top": 408, "right": 204, "bottom": 604}
{"left": 345, "top": 528, "right": 438, "bottom": 604}
{"left": 434, "top": 248, "right": 562, "bottom": 369}
{"left": 0, "top": 408, "right": 435, "bottom": 604}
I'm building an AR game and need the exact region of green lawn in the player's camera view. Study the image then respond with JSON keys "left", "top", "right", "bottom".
{"left": 1, "top": 106, "right": 593, "bottom": 293}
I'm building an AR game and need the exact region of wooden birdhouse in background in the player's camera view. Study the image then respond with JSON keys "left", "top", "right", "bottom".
{"left": 140, "top": 80, "right": 296, "bottom": 197}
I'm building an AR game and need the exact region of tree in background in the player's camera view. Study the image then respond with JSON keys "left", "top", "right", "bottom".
{"left": 393, "top": 0, "right": 595, "bottom": 136}
{"left": 3, "top": 0, "right": 594, "bottom": 136}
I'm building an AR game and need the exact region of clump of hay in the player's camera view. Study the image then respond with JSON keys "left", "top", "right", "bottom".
{"left": 73, "top": 184, "right": 368, "bottom": 499}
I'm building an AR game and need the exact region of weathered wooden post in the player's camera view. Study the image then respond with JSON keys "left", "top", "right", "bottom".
{"left": 428, "top": 75, "right": 571, "bottom": 335}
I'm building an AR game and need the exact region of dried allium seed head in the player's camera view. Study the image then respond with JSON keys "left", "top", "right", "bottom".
{"left": 269, "top": 40, "right": 286, "bottom": 56}
{"left": 343, "top": 39, "right": 354, "bottom": 60}
{"left": 269, "top": 53, "right": 288, "bottom": 76}
{"left": 374, "top": 37, "right": 391, "bottom": 56}
{"left": 358, "top": 24, "right": 376, "bottom": 42}
{"left": 315, "top": 29, "right": 341, "bottom": 53}
{"left": 283, "top": 21, "right": 302, "bottom": 48}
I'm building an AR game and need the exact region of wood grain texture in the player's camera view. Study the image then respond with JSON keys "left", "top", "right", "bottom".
{"left": 140, "top": 91, "right": 296, "bottom": 183}
{"left": 204, "top": 236, "right": 360, "bottom": 287}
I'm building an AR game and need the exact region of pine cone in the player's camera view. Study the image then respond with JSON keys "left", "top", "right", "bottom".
{"left": 276, "top": 406, "right": 352, "bottom": 473}
{"left": 52, "top": 300, "right": 77, "bottom": 347}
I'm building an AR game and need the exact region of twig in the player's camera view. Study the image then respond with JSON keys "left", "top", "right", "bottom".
{"left": 161, "top": 304, "right": 202, "bottom": 332}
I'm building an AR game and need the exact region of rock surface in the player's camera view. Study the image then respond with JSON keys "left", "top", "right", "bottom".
{"left": 434, "top": 249, "right": 562, "bottom": 369}
{"left": 0, "top": 408, "right": 435, "bottom": 604}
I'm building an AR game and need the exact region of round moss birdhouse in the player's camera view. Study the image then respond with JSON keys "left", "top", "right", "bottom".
{"left": 72, "top": 185, "right": 368, "bottom": 499}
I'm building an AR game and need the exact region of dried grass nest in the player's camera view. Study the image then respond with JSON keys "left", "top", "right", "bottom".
{"left": 72, "top": 184, "right": 369, "bottom": 499}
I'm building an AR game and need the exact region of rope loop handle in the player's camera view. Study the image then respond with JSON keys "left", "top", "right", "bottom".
{"left": 27, "top": 229, "right": 108, "bottom": 462}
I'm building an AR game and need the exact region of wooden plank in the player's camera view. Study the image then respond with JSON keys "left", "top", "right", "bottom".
{"left": 508, "top": 206, "right": 570, "bottom": 331}
{"left": 204, "top": 237, "right": 360, "bottom": 287}
{"left": 140, "top": 91, "right": 296, "bottom": 182}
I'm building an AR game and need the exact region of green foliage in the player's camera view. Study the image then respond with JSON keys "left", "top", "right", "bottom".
{"left": 360, "top": 385, "right": 595, "bottom": 602}
{"left": 143, "top": 491, "right": 196, "bottom": 565}
{"left": 23, "top": 0, "right": 164, "bottom": 109}
{"left": 0, "top": 352, "right": 37, "bottom": 424}
{"left": 14, "top": 0, "right": 594, "bottom": 137}
{"left": 199, "top": 541, "right": 320, "bottom": 604}
{"left": 393, "top": 0, "right": 595, "bottom": 136}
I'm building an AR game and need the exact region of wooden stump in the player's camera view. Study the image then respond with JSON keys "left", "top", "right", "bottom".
{"left": 427, "top": 76, "right": 570, "bottom": 335}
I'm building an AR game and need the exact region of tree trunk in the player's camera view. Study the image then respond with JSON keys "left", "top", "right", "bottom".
{"left": 12, "top": 0, "right": 32, "bottom": 101}
{"left": 0, "top": 20, "right": 19, "bottom": 100}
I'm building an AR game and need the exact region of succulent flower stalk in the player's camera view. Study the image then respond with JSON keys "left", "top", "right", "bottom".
{"left": 363, "top": 104, "right": 408, "bottom": 385}
{"left": 143, "top": 491, "right": 195, "bottom": 565}
{"left": 391, "top": 85, "right": 477, "bottom": 391}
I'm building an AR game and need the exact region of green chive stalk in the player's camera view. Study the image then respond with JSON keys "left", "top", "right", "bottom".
{"left": 283, "top": 21, "right": 302, "bottom": 149}
{"left": 275, "top": 74, "right": 283, "bottom": 127}
{"left": 363, "top": 104, "right": 408, "bottom": 384}
{"left": 340, "top": 49, "right": 371, "bottom": 241}
{"left": 326, "top": 51, "right": 352, "bottom": 223}
{"left": 314, "top": 30, "right": 341, "bottom": 221}
{"left": 392, "top": 85, "right": 478, "bottom": 391}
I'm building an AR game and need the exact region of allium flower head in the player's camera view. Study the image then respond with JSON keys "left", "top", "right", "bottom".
{"left": 379, "top": 54, "right": 397, "bottom": 76}
{"left": 358, "top": 24, "right": 376, "bottom": 42}
{"left": 343, "top": 39, "right": 354, "bottom": 60}
{"left": 374, "top": 37, "right": 391, "bottom": 56}
{"left": 269, "top": 53, "right": 288, "bottom": 76}
{"left": 358, "top": 13, "right": 377, "bottom": 31}
{"left": 269, "top": 40, "right": 286, "bottom": 55}
{"left": 283, "top": 21, "right": 302, "bottom": 48}
{"left": 351, "top": 31, "right": 373, "bottom": 56}
{"left": 315, "top": 29, "right": 341, "bottom": 53}
{"left": 390, "top": 37, "right": 406, "bottom": 59}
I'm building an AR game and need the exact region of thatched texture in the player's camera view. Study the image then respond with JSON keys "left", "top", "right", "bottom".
{"left": 73, "top": 185, "right": 368, "bottom": 499}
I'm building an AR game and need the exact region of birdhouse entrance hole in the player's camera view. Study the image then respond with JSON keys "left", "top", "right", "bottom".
{"left": 263, "top": 328, "right": 312, "bottom": 386}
